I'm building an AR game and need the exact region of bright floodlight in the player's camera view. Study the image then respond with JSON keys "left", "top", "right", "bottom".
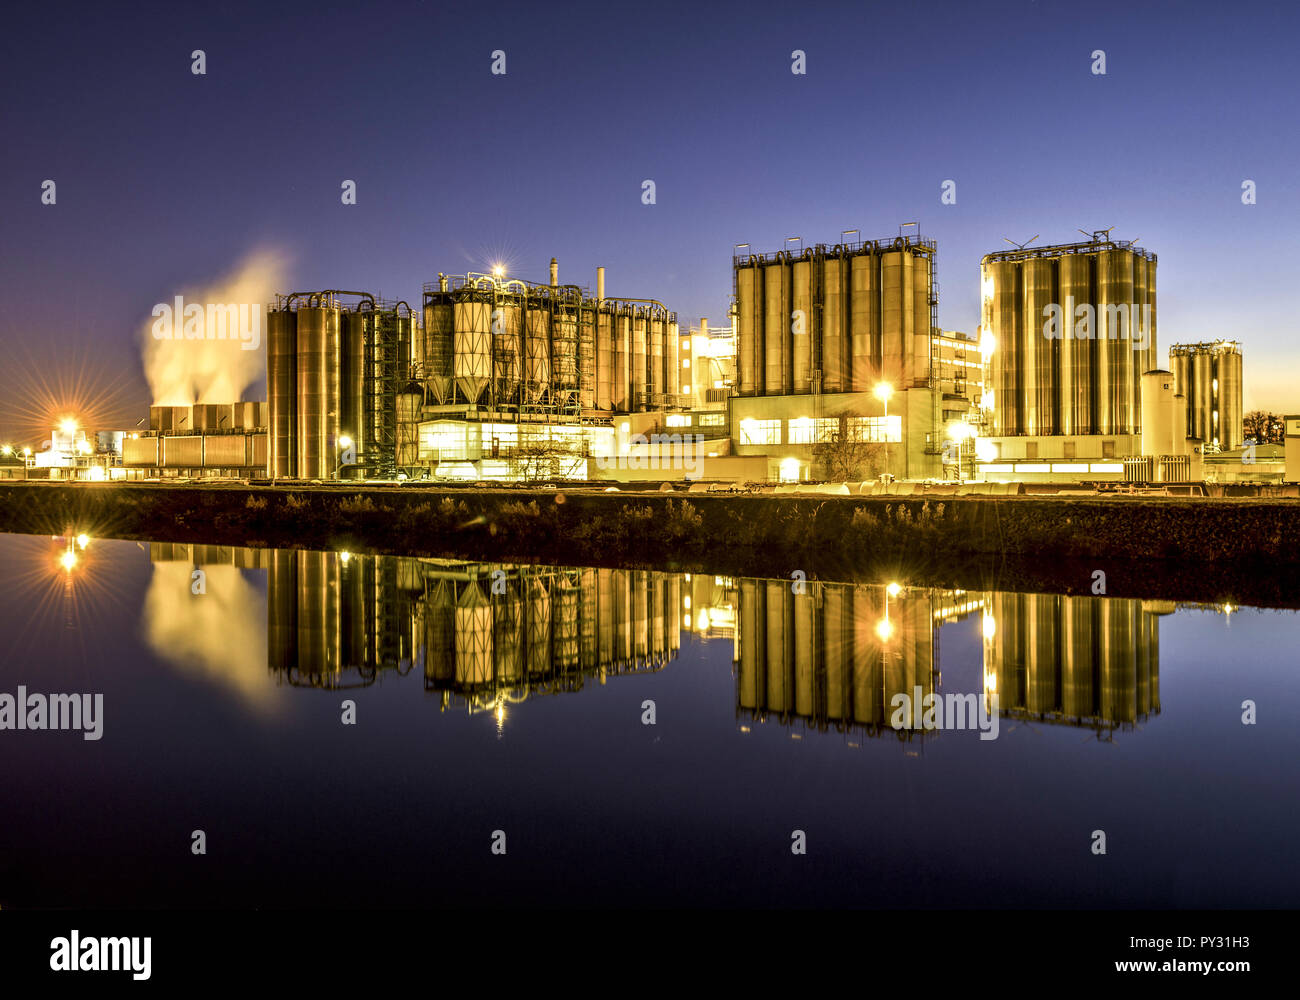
{"left": 886, "top": 582, "right": 901, "bottom": 597}
{"left": 76, "top": 533, "right": 90, "bottom": 549}
{"left": 875, "top": 617, "right": 893, "bottom": 642}
{"left": 874, "top": 382, "right": 892, "bottom": 402}
{"left": 60, "top": 418, "right": 78, "bottom": 436}
{"left": 492, "top": 264, "right": 505, "bottom": 278}
{"left": 1, "top": 445, "right": 11, "bottom": 455}
{"left": 338, "top": 435, "right": 353, "bottom": 449}
{"left": 975, "top": 438, "right": 998, "bottom": 463}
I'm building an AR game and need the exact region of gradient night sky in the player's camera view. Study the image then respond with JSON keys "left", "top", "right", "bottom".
{"left": 1, "top": 0, "right": 1295, "bottom": 440}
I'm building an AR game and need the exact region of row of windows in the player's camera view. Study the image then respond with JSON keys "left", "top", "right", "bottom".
{"left": 740, "top": 416, "right": 902, "bottom": 446}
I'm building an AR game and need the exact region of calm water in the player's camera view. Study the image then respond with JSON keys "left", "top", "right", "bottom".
{"left": 1, "top": 532, "right": 1297, "bottom": 909}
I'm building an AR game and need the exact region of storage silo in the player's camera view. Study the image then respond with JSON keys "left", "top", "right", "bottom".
{"left": 340, "top": 309, "right": 366, "bottom": 449}
{"left": 763, "top": 259, "right": 790, "bottom": 395}
{"left": 631, "top": 309, "right": 648, "bottom": 407}
{"left": 911, "top": 252, "right": 932, "bottom": 388}
{"left": 295, "top": 304, "right": 340, "bottom": 480}
{"left": 524, "top": 301, "right": 551, "bottom": 403}
{"left": 1061, "top": 595, "right": 1096, "bottom": 718}
{"left": 579, "top": 308, "right": 596, "bottom": 410}
{"left": 736, "top": 260, "right": 759, "bottom": 396}
{"left": 1219, "top": 346, "right": 1243, "bottom": 450}
{"left": 666, "top": 319, "right": 680, "bottom": 401}
{"left": 822, "top": 252, "right": 847, "bottom": 392}
{"left": 1057, "top": 253, "right": 1090, "bottom": 435}
{"left": 989, "top": 259, "right": 1022, "bottom": 435}
{"left": 422, "top": 300, "right": 454, "bottom": 405}
{"left": 791, "top": 256, "right": 813, "bottom": 393}
{"left": 454, "top": 298, "right": 492, "bottom": 404}
{"left": 552, "top": 305, "right": 579, "bottom": 403}
{"left": 850, "top": 251, "right": 878, "bottom": 391}
{"left": 596, "top": 307, "right": 613, "bottom": 410}
{"left": 1022, "top": 256, "right": 1056, "bottom": 435}
{"left": 648, "top": 312, "right": 664, "bottom": 403}
{"left": 494, "top": 297, "right": 523, "bottom": 405}
{"left": 1172, "top": 348, "right": 1192, "bottom": 438}
{"left": 611, "top": 308, "right": 629, "bottom": 411}
{"left": 1140, "top": 370, "right": 1175, "bottom": 458}
{"left": 881, "top": 249, "right": 909, "bottom": 389}
{"left": 1191, "top": 351, "right": 1212, "bottom": 442}
{"left": 267, "top": 306, "right": 297, "bottom": 477}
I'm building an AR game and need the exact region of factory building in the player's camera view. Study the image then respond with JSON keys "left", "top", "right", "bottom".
{"left": 1170, "top": 341, "right": 1243, "bottom": 451}
{"left": 265, "top": 262, "right": 685, "bottom": 481}
{"left": 979, "top": 232, "right": 1159, "bottom": 479}
{"left": 731, "top": 233, "right": 942, "bottom": 481}
{"left": 681, "top": 316, "right": 736, "bottom": 410}
{"left": 122, "top": 403, "right": 269, "bottom": 478}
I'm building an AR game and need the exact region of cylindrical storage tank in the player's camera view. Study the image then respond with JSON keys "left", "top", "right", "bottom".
{"left": 1146, "top": 257, "right": 1158, "bottom": 378}
{"left": 611, "top": 309, "right": 629, "bottom": 410}
{"left": 453, "top": 298, "right": 492, "bottom": 404}
{"left": 1140, "top": 371, "right": 1175, "bottom": 460}
{"left": 552, "top": 306, "right": 578, "bottom": 397}
{"left": 340, "top": 310, "right": 366, "bottom": 450}
{"left": 1061, "top": 596, "right": 1096, "bottom": 718}
{"left": 763, "top": 260, "right": 790, "bottom": 394}
{"left": 1219, "top": 347, "right": 1243, "bottom": 451}
{"left": 648, "top": 313, "right": 664, "bottom": 402}
{"left": 1172, "top": 349, "right": 1192, "bottom": 439}
{"left": 850, "top": 251, "right": 880, "bottom": 391}
{"left": 578, "top": 308, "right": 596, "bottom": 410}
{"left": 791, "top": 257, "right": 813, "bottom": 393}
{"left": 666, "top": 319, "right": 680, "bottom": 401}
{"left": 631, "top": 310, "right": 648, "bottom": 407}
{"left": 202, "top": 434, "right": 249, "bottom": 468}
{"left": 1057, "top": 253, "right": 1090, "bottom": 435}
{"left": 161, "top": 435, "right": 203, "bottom": 468}
{"left": 525, "top": 303, "right": 551, "bottom": 403}
{"left": 596, "top": 308, "right": 613, "bottom": 410}
{"left": 268, "top": 308, "right": 296, "bottom": 477}
{"left": 910, "top": 252, "right": 932, "bottom": 388}
{"left": 1191, "top": 351, "right": 1212, "bottom": 442}
{"left": 1132, "top": 256, "right": 1150, "bottom": 406}
{"left": 822, "top": 254, "right": 847, "bottom": 392}
{"left": 1097, "top": 249, "right": 1133, "bottom": 434}
{"left": 989, "top": 260, "right": 1022, "bottom": 436}
{"left": 396, "top": 392, "right": 420, "bottom": 468}
{"left": 422, "top": 301, "right": 454, "bottom": 404}
{"left": 494, "top": 298, "right": 523, "bottom": 405}
{"left": 880, "top": 249, "right": 909, "bottom": 389}
{"left": 296, "top": 305, "right": 340, "bottom": 480}
{"left": 736, "top": 263, "right": 759, "bottom": 395}
{"left": 1022, "top": 256, "right": 1057, "bottom": 436}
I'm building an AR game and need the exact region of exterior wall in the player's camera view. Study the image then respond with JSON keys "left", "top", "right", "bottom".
{"left": 728, "top": 388, "right": 938, "bottom": 481}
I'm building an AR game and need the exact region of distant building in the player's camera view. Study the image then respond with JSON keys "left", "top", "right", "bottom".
{"left": 1170, "top": 341, "right": 1243, "bottom": 451}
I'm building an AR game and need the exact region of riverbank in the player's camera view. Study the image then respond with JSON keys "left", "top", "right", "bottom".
{"left": 2, "top": 481, "right": 1298, "bottom": 607}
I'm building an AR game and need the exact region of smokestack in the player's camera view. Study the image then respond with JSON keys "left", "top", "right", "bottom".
{"left": 549, "top": 257, "right": 558, "bottom": 287}
{"left": 596, "top": 266, "right": 605, "bottom": 303}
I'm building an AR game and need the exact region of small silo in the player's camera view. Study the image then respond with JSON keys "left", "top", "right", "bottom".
{"left": 910, "top": 250, "right": 932, "bottom": 387}
{"left": 454, "top": 582, "right": 494, "bottom": 688}
{"left": 295, "top": 303, "right": 341, "bottom": 480}
{"left": 763, "top": 257, "right": 790, "bottom": 395}
{"left": 524, "top": 300, "right": 551, "bottom": 403}
{"left": 631, "top": 308, "right": 648, "bottom": 407}
{"left": 267, "top": 306, "right": 297, "bottom": 477}
{"left": 494, "top": 294, "right": 523, "bottom": 405}
{"left": 881, "top": 248, "right": 908, "bottom": 389}
{"left": 1219, "top": 345, "right": 1243, "bottom": 450}
{"left": 849, "top": 251, "right": 877, "bottom": 391}
{"left": 1022, "top": 256, "right": 1057, "bottom": 435}
{"left": 422, "top": 299, "right": 454, "bottom": 405}
{"left": 611, "top": 307, "right": 629, "bottom": 411}
{"left": 736, "top": 259, "right": 760, "bottom": 396}
{"left": 666, "top": 318, "right": 680, "bottom": 401}
{"left": 822, "top": 250, "right": 847, "bottom": 393}
{"left": 791, "top": 254, "right": 813, "bottom": 394}
{"left": 339, "top": 309, "right": 367, "bottom": 452}
{"left": 1057, "top": 253, "right": 1091, "bottom": 435}
{"left": 989, "top": 258, "right": 1022, "bottom": 436}
{"left": 1140, "top": 370, "right": 1175, "bottom": 458}
{"left": 1191, "top": 350, "right": 1212, "bottom": 442}
{"left": 453, "top": 296, "right": 492, "bottom": 404}
{"left": 596, "top": 306, "right": 613, "bottom": 410}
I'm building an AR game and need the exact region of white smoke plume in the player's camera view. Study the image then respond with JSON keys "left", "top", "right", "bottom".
{"left": 142, "top": 248, "right": 289, "bottom": 405}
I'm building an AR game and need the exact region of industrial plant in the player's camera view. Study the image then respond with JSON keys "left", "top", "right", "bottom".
{"left": 2, "top": 232, "right": 1273, "bottom": 489}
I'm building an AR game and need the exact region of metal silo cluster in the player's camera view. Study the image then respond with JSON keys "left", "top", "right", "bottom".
{"left": 732, "top": 236, "right": 937, "bottom": 396}
{"left": 1169, "top": 341, "right": 1243, "bottom": 450}
{"left": 418, "top": 266, "right": 680, "bottom": 414}
{"left": 268, "top": 291, "right": 415, "bottom": 479}
{"left": 981, "top": 237, "right": 1157, "bottom": 436}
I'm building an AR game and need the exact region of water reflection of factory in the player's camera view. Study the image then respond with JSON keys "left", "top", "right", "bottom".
{"left": 147, "top": 544, "right": 1164, "bottom": 737}
{"left": 982, "top": 594, "right": 1167, "bottom": 736}
{"left": 732, "top": 581, "right": 1165, "bottom": 740}
{"left": 150, "top": 544, "right": 681, "bottom": 714}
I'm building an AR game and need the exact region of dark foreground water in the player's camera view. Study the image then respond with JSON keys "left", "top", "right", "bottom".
{"left": 1, "top": 532, "right": 1296, "bottom": 909}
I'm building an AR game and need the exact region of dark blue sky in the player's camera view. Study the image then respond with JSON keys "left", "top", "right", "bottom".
{"left": 2, "top": 0, "right": 1296, "bottom": 437}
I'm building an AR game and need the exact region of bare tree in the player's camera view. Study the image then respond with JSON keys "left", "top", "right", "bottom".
{"left": 1244, "top": 410, "right": 1283, "bottom": 445}
{"left": 811, "top": 413, "right": 887, "bottom": 481}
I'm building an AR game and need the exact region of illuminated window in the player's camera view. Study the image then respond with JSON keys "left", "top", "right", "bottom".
{"left": 739, "top": 418, "right": 780, "bottom": 446}
{"left": 682, "top": 359, "right": 690, "bottom": 369}
{"left": 666, "top": 414, "right": 690, "bottom": 427}
{"left": 845, "top": 415, "right": 902, "bottom": 443}
{"left": 787, "top": 417, "right": 815, "bottom": 444}
{"left": 682, "top": 338, "right": 691, "bottom": 351}
{"left": 697, "top": 413, "right": 726, "bottom": 427}
{"left": 682, "top": 385, "right": 691, "bottom": 393}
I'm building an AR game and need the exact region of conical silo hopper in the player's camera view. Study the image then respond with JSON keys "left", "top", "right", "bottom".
{"left": 455, "top": 581, "right": 494, "bottom": 688}
{"left": 454, "top": 298, "right": 492, "bottom": 404}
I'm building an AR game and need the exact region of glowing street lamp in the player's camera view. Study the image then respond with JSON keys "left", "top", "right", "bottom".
{"left": 336, "top": 435, "right": 353, "bottom": 480}
{"left": 874, "top": 382, "right": 893, "bottom": 481}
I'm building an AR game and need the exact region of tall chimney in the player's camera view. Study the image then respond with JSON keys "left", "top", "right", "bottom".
{"left": 596, "top": 266, "right": 606, "bottom": 303}
{"left": 549, "top": 257, "right": 558, "bottom": 287}
{"left": 700, "top": 317, "right": 708, "bottom": 339}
